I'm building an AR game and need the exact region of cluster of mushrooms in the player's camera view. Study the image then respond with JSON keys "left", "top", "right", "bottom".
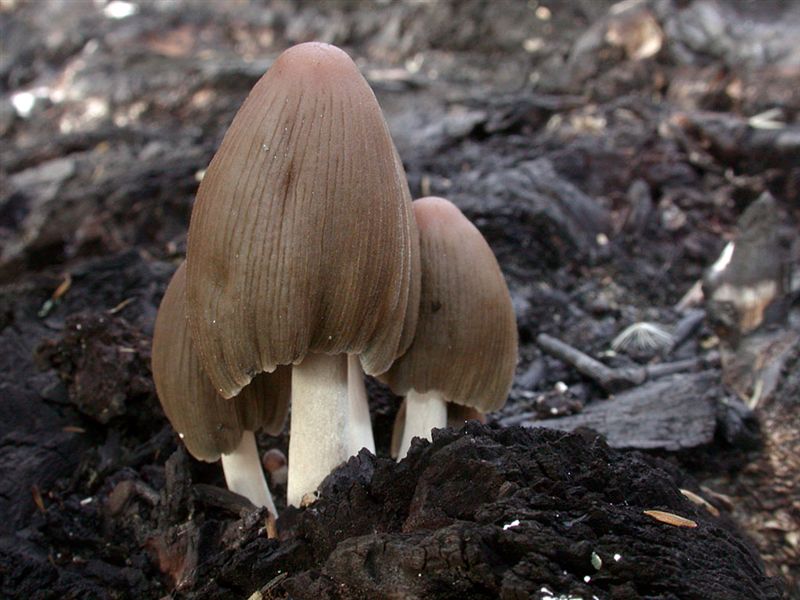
{"left": 151, "top": 42, "right": 518, "bottom": 517}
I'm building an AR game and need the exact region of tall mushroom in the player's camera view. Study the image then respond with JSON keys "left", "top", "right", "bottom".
{"left": 185, "top": 43, "right": 419, "bottom": 506}
{"left": 152, "top": 262, "right": 289, "bottom": 516}
{"left": 382, "top": 197, "right": 517, "bottom": 459}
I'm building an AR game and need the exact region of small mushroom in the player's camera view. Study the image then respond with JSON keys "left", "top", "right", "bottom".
{"left": 382, "top": 197, "right": 517, "bottom": 459}
{"left": 263, "top": 448, "right": 288, "bottom": 487}
{"left": 185, "top": 43, "right": 420, "bottom": 505}
{"left": 152, "top": 262, "right": 289, "bottom": 516}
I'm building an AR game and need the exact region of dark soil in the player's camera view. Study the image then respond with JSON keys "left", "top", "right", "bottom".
{"left": 1, "top": 1, "right": 798, "bottom": 598}
{"left": 194, "top": 424, "right": 782, "bottom": 599}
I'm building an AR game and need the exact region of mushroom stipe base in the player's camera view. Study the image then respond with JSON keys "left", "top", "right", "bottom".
{"left": 396, "top": 389, "right": 447, "bottom": 460}
{"left": 220, "top": 430, "right": 277, "bottom": 517}
{"left": 287, "top": 353, "right": 375, "bottom": 506}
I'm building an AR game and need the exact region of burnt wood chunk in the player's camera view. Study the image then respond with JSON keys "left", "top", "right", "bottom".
{"left": 502, "top": 372, "right": 718, "bottom": 451}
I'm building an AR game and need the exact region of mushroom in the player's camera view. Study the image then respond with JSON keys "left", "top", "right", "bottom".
{"left": 382, "top": 197, "right": 517, "bottom": 459}
{"left": 185, "top": 43, "right": 419, "bottom": 506}
{"left": 152, "top": 262, "right": 289, "bottom": 516}
{"left": 390, "top": 399, "right": 486, "bottom": 459}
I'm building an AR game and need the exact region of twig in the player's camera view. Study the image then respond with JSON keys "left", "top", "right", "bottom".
{"left": 537, "top": 333, "right": 645, "bottom": 392}
{"left": 646, "top": 353, "right": 718, "bottom": 378}
{"left": 667, "top": 309, "right": 705, "bottom": 354}
{"left": 536, "top": 333, "right": 712, "bottom": 392}
{"left": 193, "top": 483, "right": 257, "bottom": 516}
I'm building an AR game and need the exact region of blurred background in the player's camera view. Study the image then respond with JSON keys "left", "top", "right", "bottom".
{"left": 2, "top": 0, "right": 797, "bottom": 283}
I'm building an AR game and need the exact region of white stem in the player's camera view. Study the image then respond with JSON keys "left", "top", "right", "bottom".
{"left": 287, "top": 353, "right": 350, "bottom": 507}
{"left": 348, "top": 354, "right": 375, "bottom": 455}
{"left": 397, "top": 389, "right": 447, "bottom": 460}
{"left": 220, "top": 430, "right": 277, "bottom": 518}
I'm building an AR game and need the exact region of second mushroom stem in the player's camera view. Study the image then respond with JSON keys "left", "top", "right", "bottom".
{"left": 348, "top": 354, "right": 376, "bottom": 456}
{"left": 220, "top": 430, "right": 277, "bottom": 518}
{"left": 397, "top": 389, "right": 447, "bottom": 460}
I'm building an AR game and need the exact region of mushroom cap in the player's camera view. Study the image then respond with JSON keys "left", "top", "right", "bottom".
{"left": 186, "top": 42, "right": 419, "bottom": 398}
{"left": 381, "top": 197, "right": 517, "bottom": 412}
{"left": 152, "top": 262, "right": 290, "bottom": 462}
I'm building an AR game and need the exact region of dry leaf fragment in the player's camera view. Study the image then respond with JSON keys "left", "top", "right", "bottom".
{"left": 38, "top": 273, "right": 73, "bottom": 317}
{"left": 644, "top": 509, "right": 697, "bottom": 528}
{"left": 108, "top": 297, "right": 135, "bottom": 314}
{"left": 700, "top": 485, "right": 734, "bottom": 511}
{"left": 53, "top": 274, "right": 72, "bottom": 300}
{"left": 62, "top": 425, "right": 86, "bottom": 433}
{"left": 259, "top": 573, "right": 289, "bottom": 594}
{"left": 31, "top": 485, "right": 46, "bottom": 513}
{"left": 680, "top": 488, "right": 720, "bottom": 517}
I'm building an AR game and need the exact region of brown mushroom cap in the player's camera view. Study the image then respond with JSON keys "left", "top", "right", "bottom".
{"left": 152, "top": 262, "right": 290, "bottom": 462}
{"left": 382, "top": 197, "right": 517, "bottom": 412}
{"left": 186, "top": 42, "right": 419, "bottom": 398}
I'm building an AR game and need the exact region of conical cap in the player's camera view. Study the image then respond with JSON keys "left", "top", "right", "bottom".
{"left": 186, "top": 42, "right": 419, "bottom": 398}
{"left": 382, "top": 197, "right": 517, "bottom": 412}
{"left": 152, "top": 262, "right": 289, "bottom": 461}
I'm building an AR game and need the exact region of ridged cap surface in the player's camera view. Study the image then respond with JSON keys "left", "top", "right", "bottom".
{"left": 186, "top": 42, "right": 419, "bottom": 397}
{"left": 152, "top": 262, "right": 289, "bottom": 461}
{"left": 382, "top": 197, "right": 517, "bottom": 411}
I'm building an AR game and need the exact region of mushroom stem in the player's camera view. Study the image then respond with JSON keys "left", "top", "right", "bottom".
{"left": 397, "top": 389, "right": 447, "bottom": 460}
{"left": 348, "top": 354, "right": 375, "bottom": 455}
{"left": 220, "top": 430, "right": 277, "bottom": 517}
{"left": 287, "top": 353, "right": 350, "bottom": 506}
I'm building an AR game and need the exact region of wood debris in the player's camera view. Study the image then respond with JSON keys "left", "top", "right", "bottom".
{"left": 266, "top": 513, "right": 278, "bottom": 540}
